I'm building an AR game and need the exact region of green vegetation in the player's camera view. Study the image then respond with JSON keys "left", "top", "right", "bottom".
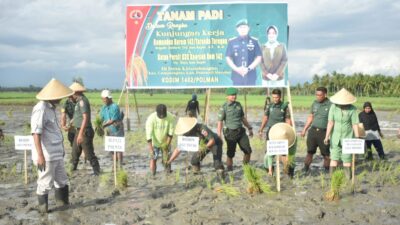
{"left": 116, "top": 169, "right": 128, "bottom": 189}
{"left": 325, "top": 169, "right": 346, "bottom": 201}
{"left": 94, "top": 115, "right": 104, "bottom": 137}
{"left": 1, "top": 91, "right": 399, "bottom": 111}
{"left": 243, "top": 164, "right": 274, "bottom": 194}
{"left": 214, "top": 184, "right": 240, "bottom": 197}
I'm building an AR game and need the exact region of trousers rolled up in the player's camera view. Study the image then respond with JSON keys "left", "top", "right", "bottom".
{"left": 36, "top": 159, "right": 69, "bottom": 195}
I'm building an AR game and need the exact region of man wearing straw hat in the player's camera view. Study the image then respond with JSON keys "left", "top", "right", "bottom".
{"left": 324, "top": 88, "right": 360, "bottom": 178}
{"left": 300, "top": 87, "right": 332, "bottom": 174}
{"left": 100, "top": 89, "right": 124, "bottom": 166}
{"left": 31, "top": 78, "right": 73, "bottom": 213}
{"left": 217, "top": 87, "right": 253, "bottom": 171}
{"left": 259, "top": 88, "right": 295, "bottom": 177}
{"left": 70, "top": 82, "right": 100, "bottom": 175}
{"left": 167, "top": 117, "right": 224, "bottom": 175}
{"left": 146, "top": 104, "right": 175, "bottom": 176}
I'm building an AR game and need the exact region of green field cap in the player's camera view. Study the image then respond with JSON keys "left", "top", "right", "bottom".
{"left": 236, "top": 19, "right": 248, "bottom": 27}
{"left": 225, "top": 87, "right": 238, "bottom": 95}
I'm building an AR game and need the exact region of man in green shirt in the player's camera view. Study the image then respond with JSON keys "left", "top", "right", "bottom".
{"left": 146, "top": 104, "right": 175, "bottom": 176}
{"left": 217, "top": 87, "right": 253, "bottom": 171}
{"left": 301, "top": 87, "right": 331, "bottom": 173}
{"left": 70, "top": 82, "right": 100, "bottom": 175}
{"left": 324, "top": 88, "right": 360, "bottom": 178}
{"left": 61, "top": 96, "right": 76, "bottom": 147}
{"left": 259, "top": 89, "right": 294, "bottom": 177}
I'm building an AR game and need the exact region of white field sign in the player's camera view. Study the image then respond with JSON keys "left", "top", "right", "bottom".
{"left": 177, "top": 136, "right": 199, "bottom": 152}
{"left": 267, "top": 140, "right": 288, "bottom": 156}
{"left": 105, "top": 136, "right": 125, "bottom": 152}
{"left": 14, "top": 136, "right": 34, "bottom": 150}
{"left": 343, "top": 138, "right": 365, "bottom": 154}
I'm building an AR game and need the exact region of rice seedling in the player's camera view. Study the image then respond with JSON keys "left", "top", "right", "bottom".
{"left": 325, "top": 169, "right": 346, "bottom": 201}
{"left": 357, "top": 169, "right": 368, "bottom": 184}
{"left": 116, "top": 169, "right": 128, "bottom": 189}
{"left": 229, "top": 173, "right": 234, "bottom": 185}
{"left": 160, "top": 142, "right": 169, "bottom": 167}
{"left": 0, "top": 120, "right": 5, "bottom": 126}
{"left": 250, "top": 137, "right": 265, "bottom": 152}
{"left": 206, "top": 178, "right": 213, "bottom": 190}
{"left": 94, "top": 115, "right": 104, "bottom": 137}
{"left": 214, "top": 184, "right": 240, "bottom": 197}
{"left": 6, "top": 109, "right": 13, "bottom": 118}
{"left": 243, "top": 164, "right": 274, "bottom": 194}
{"left": 320, "top": 172, "right": 326, "bottom": 189}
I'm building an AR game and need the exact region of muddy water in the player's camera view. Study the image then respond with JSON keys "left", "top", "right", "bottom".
{"left": 0, "top": 105, "right": 400, "bottom": 225}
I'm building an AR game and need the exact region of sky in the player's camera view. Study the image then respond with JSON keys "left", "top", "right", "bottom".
{"left": 1, "top": 0, "right": 399, "bottom": 89}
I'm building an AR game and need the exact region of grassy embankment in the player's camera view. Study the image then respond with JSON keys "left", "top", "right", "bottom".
{"left": 1, "top": 91, "right": 399, "bottom": 111}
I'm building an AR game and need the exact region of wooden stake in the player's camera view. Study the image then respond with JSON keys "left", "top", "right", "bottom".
{"left": 185, "top": 153, "right": 189, "bottom": 188}
{"left": 352, "top": 153, "right": 355, "bottom": 191}
{"left": 276, "top": 155, "right": 281, "bottom": 192}
{"left": 286, "top": 81, "right": 296, "bottom": 130}
{"left": 114, "top": 150, "right": 117, "bottom": 187}
{"left": 24, "top": 150, "right": 28, "bottom": 185}
{"left": 132, "top": 90, "right": 140, "bottom": 125}
{"left": 204, "top": 89, "right": 211, "bottom": 125}
{"left": 125, "top": 86, "right": 130, "bottom": 131}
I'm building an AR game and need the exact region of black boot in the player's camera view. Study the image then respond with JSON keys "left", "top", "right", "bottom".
{"left": 55, "top": 185, "right": 69, "bottom": 208}
{"left": 288, "top": 167, "right": 295, "bottom": 179}
{"left": 38, "top": 194, "right": 48, "bottom": 214}
{"left": 365, "top": 148, "right": 373, "bottom": 161}
{"left": 91, "top": 160, "right": 100, "bottom": 176}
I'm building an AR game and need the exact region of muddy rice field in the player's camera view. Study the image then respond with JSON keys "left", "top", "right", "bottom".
{"left": 0, "top": 105, "right": 399, "bottom": 225}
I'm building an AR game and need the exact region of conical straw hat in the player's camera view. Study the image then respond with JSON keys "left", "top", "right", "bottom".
{"left": 330, "top": 88, "right": 356, "bottom": 105}
{"left": 69, "top": 82, "right": 86, "bottom": 92}
{"left": 175, "top": 117, "right": 197, "bottom": 135}
{"left": 269, "top": 122, "right": 296, "bottom": 147}
{"left": 36, "top": 78, "right": 74, "bottom": 100}
{"left": 357, "top": 123, "right": 366, "bottom": 138}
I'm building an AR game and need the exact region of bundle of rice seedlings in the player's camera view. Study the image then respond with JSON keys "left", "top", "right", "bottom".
{"left": 214, "top": 184, "right": 240, "bottom": 197}
{"left": 243, "top": 164, "right": 274, "bottom": 194}
{"left": 325, "top": 169, "right": 346, "bottom": 201}
{"left": 117, "top": 169, "right": 128, "bottom": 189}
{"left": 160, "top": 142, "right": 169, "bottom": 167}
{"left": 99, "top": 173, "right": 112, "bottom": 187}
{"left": 175, "top": 169, "right": 180, "bottom": 183}
{"left": 94, "top": 115, "right": 104, "bottom": 137}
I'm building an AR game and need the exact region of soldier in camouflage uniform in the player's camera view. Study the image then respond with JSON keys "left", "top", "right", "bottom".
{"left": 217, "top": 87, "right": 253, "bottom": 171}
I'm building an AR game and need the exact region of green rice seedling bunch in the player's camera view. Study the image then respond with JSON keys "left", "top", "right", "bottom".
{"left": 320, "top": 172, "right": 326, "bottom": 189}
{"left": 206, "top": 178, "right": 212, "bottom": 190}
{"left": 250, "top": 137, "right": 265, "bottom": 152}
{"left": 325, "top": 169, "right": 345, "bottom": 201}
{"left": 243, "top": 164, "right": 273, "bottom": 194}
{"left": 117, "top": 169, "right": 128, "bottom": 189}
{"left": 229, "top": 173, "right": 234, "bottom": 185}
{"left": 160, "top": 142, "right": 170, "bottom": 167}
{"left": 214, "top": 184, "right": 240, "bottom": 197}
{"left": 94, "top": 115, "right": 104, "bottom": 137}
{"left": 6, "top": 109, "right": 13, "bottom": 118}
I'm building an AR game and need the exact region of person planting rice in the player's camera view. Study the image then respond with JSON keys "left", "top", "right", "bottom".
{"left": 167, "top": 117, "right": 224, "bottom": 176}
{"left": 146, "top": 104, "right": 175, "bottom": 176}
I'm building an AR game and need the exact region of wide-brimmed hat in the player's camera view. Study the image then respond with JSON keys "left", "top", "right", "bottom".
{"left": 175, "top": 117, "right": 197, "bottom": 135}
{"left": 69, "top": 82, "right": 86, "bottom": 92}
{"left": 36, "top": 78, "right": 74, "bottom": 101}
{"left": 330, "top": 88, "right": 356, "bottom": 105}
{"left": 357, "top": 123, "right": 366, "bottom": 138}
{"left": 269, "top": 122, "right": 296, "bottom": 147}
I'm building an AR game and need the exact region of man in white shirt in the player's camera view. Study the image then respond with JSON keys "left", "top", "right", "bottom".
{"left": 31, "top": 78, "right": 74, "bottom": 213}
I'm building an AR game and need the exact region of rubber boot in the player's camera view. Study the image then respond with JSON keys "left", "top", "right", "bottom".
{"left": 72, "top": 163, "right": 78, "bottom": 171}
{"left": 288, "top": 167, "right": 295, "bottom": 179}
{"left": 38, "top": 194, "right": 48, "bottom": 214}
{"left": 344, "top": 167, "right": 352, "bottom": 180}
{"left": 243, "top": 154, "right": 251, "bottom": 164}
{"left": 55, "top": 185, "right": 69, "bottom": 208}
{"left": 91, "top": 160, "right": 100, "bottom": 176}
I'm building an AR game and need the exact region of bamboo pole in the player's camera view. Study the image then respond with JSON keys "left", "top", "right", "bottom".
{"left": 204, "top": 89, "right": 211, "bottom": 125}
{"left": 125, "top": 86, "right": 130, "bottom": 131}
{"left": 24, "top": 150, "right": 28, "bottom": 185}
{"left": 352, "top": 154, "right": 355, "bottom": 192}
{"left": 276, "top": 155, "right": 280, "bottom": 192}
{"left": 244, "top": 89, "right": 248, "bottom": 119}
{"left": 132, "top": 90, "right": 140, "bottom": 125}
{"left": 286, "top": 81, "right": 296, "bottom": 131}
{"left": 114, "top": 150, "right": 117, "bottom": 187}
